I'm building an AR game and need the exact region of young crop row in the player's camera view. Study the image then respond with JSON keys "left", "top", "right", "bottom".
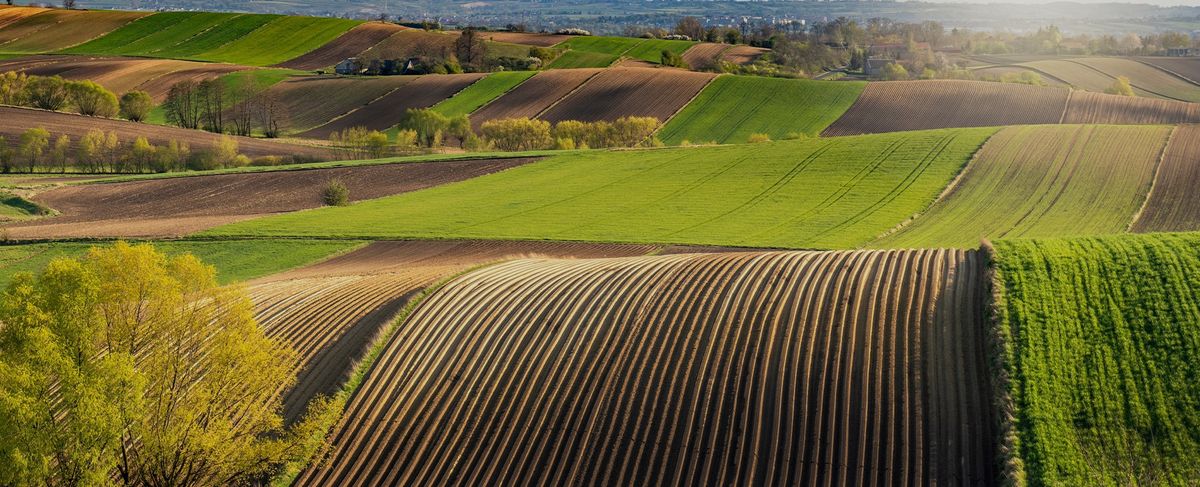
{"left": 299, "top": 249, "right": 996, "bottom": 485}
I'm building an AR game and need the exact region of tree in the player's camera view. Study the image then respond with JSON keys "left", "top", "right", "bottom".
{"left": 18, "top": 127, "right": 49, "bottom": 173}
{"left": 0, "top": 135, "right": 11, "bottom": 173}
{"left": 479, "top": 118, "right": 553, "bottom": 151}
{"left": 0, "top": 242, "right": 309, "bottom": 486}
{"left": 62, "top": 0, "right": 76, "bottom": 8}
{"left": 163, "top": 80, "right": 202, "bottom": 130}
{"left": 883, "top": 62, "right": 909, "bottom": 80}
{"left": 661, "top": 49, "right": 687, "bottom": 68}
{"left": 1106, "top": 76, "right": 1135, "bottom": 96}
{"left": 674, "top": 16, "right": 704, "bottom": 41}
{"left": 212, "top": 135, "right": 240, "bottom": 168}
{"left": 77, "top": 129, "right": 105, "bottom": 173}
{"left": 24, "top": 76, "right": 70, "bottom": 111}
{"left": 67, "top": 80, "right": 118, "bottom": 117}
{"left": 118, "top": 91, "right": 153, "bottom": 122}
{"left": 454, "top": 27, "right": 488, "bottom": 71}
{"left": 50, "top": 134, "right": 70, "bottom": 173}
{"left": 399, "top": 108, "right": 450, "bottom": 147}
{"left": 128, "top": 136, "right": 156, "bottom": 173}
{"left": 254, "top": 90, "right": 287, "bottom": 138}
{"left": 197, "top": 79, "right": 225, "bottom": 133}
{"left": 0, "top": 71, "right": 28, "bottom": 106}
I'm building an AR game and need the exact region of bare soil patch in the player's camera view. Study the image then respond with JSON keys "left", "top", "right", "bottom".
{"left": 480, "top": 31, "right": 570, "bottom": 47}
{"left": 269, "top": 75, "right": 413, "bottom": 133}
{"left": 469, "top": 68, "right": 601, "bottom": 130}
{"left": 539, "top": 66, "right": 716, "bottom": 124}
{"left": 300, "top": 73, "right": 486, "bottom": 138}
{"left": 276, "top": 22, "right": 403, "bottom": 71}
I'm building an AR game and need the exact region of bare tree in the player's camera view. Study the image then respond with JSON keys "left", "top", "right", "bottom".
{"left": 254, "top": 91, "right": 287, "bottom": 138}
{"left": 62, "top": 0, "right": 75, "bottom": 8}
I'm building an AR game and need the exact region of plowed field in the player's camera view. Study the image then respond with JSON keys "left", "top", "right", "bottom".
{"left": 249, "top": 239, "right": 659, "bottom": 422}
{"left": 5, "top": 157, "right": 534, "bottom": 239}
{"left": 1138, "top": 56, "right": 1200, "bottom": 84}
{"left": 481, "top": 31, "right": 570, "bottom": 47}
{"left": 300, "top": 73, "right": 486, "bottom": 139}
{"left": 0, "top": 10, "right": 147, "bottom": 53}
{"left": 1131, "top": 125, "right": 1200, "bottom": 232}
{"left": 681, "top": 43, "right": 729, "bottom": 69}
{"left": 1062, "top": 91, "right": 1200, "bottom": 124}
{"left": 269, "top": 76, "right": 414, "bottom": 133}
{"left": 0, "top": 106, "right": 331, "bottom": 161}
{"left": 1070, "top": 57, "right": 1200, "bottom": 102}
{"left": 877, "top": 125, "right": 1171, "bottom": 248}
{"left": 0, "top": 6, "right": 47, "bottom": 29}
{"left": 3, "top": 56, "right": 247, "bottom": 100}
{"left": 538, "top": 67, "right": 716, "bottom": 124}
{"left": 298, "top": 249, "right": 996, "bottom": 486}
{"left": 468, "top": 68, "right": 601, "bottom": 129}
{"left": 361, "top": 29, "right": 456, "bottom": 60}
{"left": 823, "top": 81, "right": 1070, "bottom": 135}
{"left": 277, "top": 22, "right": 403, "bottom": 70}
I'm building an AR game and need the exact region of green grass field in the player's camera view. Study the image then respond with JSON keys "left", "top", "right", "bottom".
{"left": 153, "top": 14, "right": 281, "bottom": 59}
{"left": 876, "top": 125, "right": 1171, "bottom": 248}
{"left": 993, "top": 232, "right": 1200, "bottom": 485}
{"left": 431, "top": 71, "right": 536, "bottom": 118}
{"left": 623, "top": 38, "right": 696, "bottom": 63}
{"left": 219, "top": 68, "right": 301, "bottom": 91}
{"left": 204, "top": 128, "right": 995, "bottom": 248}
{"left": 0, "top": 239, "right": 361, "bottom": 287}
{"left": 545, "top": 49, "right": 618, "bottom": 69}
{"left": 556, "top": 36, "right": 694, "bottom": 64}
{"left": 197, "top": 16, "right": 361, "bottom": 66}
{"left": 658, "top": 76, "right": 865, "bottom": 145}
{"left": 63, "top": 12, "right": 239, "bottom": 56}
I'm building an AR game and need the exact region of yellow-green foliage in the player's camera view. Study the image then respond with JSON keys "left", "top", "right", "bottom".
{"left": 993, "top": 232, "right": 1200, "bottom": 486}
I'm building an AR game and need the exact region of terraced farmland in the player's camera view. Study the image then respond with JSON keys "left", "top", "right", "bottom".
{"left": 1131, "top": 124, "right": 1200, "bottom": 233}
{"left": 197, "top": 16, "right": 362, "bottom": 66}
{"left": 539, "top": 67, "right": 716, "bottom": 124}
{"left": 299, "top": 249, "right": 995, "bottom": 486}
{"left": 7, "top": 157, "right": 533, "bottom": 239}
{"left": 469, "top": 68, "right": 602, "bottom": 128}
{"left": 0, "top": 9, "right": 146, "bottom": 53}
{"left": 993, "top": 233, "right": 1200, "bottom": 485}
{"left": 823, "top": 81, "right": 1070, "bottom": 135}
{"left": 659, "top": 75, "right": 864, "bottom": 144}
{"left": 431, "top": 71, "right": 536, "bottom": 118}
{"left": 277, "top": 22, "right": 403, "bottom": 70}
{"left": 205, "top": 128, "right": 994, "bottom": 249}
{"left": 877, "top": 125, "right": 1170, "bottom": 248}
{"left": 300, "top": 73, "right": 487, "bottom": 139}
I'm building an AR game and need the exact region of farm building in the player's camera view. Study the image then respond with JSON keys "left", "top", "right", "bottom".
{"left": 1166, "top": 47, "right": 1199, "bottom": 57}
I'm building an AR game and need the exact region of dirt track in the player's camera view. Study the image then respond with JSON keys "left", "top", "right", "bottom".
{"left": 300, "top": 73, "right": 487, "bottom": 139}
{"left": 277, "top": 22, "right": 403, "bottom": 71}
{"left": 299, "top": 249, "right": 997, "bottom": 486}
{"left": 5, "top": 157, "right": 535, "bottom": 238}
{"left": 1132, "top": 125, "right": 1200, "bottom": 233}
{"left": 0, "top": 106, "right": 333, "bottom": 160}
{"left": 539, "top": 67, "right": 716, "bottom": 124}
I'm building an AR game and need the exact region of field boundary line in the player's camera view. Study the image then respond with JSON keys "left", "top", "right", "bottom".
{"left": 1127, "top": 124, "right": 1177, "bottom": 232}
{"left": 1133, "top": 58, "right": 1200, "bottom": 87}
{"left": 463, "top": 72, "right": 536, "bottom": 116}
{"left": 980, "top": 240, "right": 1028, "bottom": 487}
{"left": 301, "top": 81, "right": 409, "bottom": 135}
{"left": 649, "top": 72, "right": 722, "bottom": 142}
{"left": 1065, "top": 59, "right": 1190, "bottom": 102}
{"left": 532, "top": 68, "right": 604, "bottom": 119}
{"left": 149, "top": 14, "right": 237, "bottom": 55}
{"left": 1057, "top": 89, "right": 1072, "bottom": 124}
{"left": 869, "top": 128, "right": 997, "bottom": 245}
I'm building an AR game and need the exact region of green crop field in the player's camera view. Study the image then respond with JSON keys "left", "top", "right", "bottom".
{"left": 431, "top": 71, "right": 536, "bottom": 118}
{"left": 993, "top": 232, "right": 1200, "bottom": 485}
{"left": 63, "top": 12, "right": 239, "bottom": 56}
{"left": 197, "top": 16, "right": 362, "bottom": 66}
{"left": 658, "top": 75, "right": 865, "bottom": 144}
{"left": 546, "top": 49, "right": 618, "bottom": 68}
{"left": 152, "top": 14, "right": 281, "bottom": 59}
{"left": 204, "top": 128, "right": 995, "bottom": 248}
{"left": 0, "top": 239, "right": 361, "bottom": 287}
{"left": 624, "top": 38, "right": 695, "bottom": 63}
{"left": 557, "top": 35, "right": 695, "bottom": 64}
{"left": 876, "top": 125, "right": 1170, "bottom": 248}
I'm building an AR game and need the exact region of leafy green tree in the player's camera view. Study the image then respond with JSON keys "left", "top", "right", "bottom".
{"left": 0, "top": 242, "right": 313, "bottom": 486}
{"left": 661, "top": 49, "right": 688, "bottom": 68}
{"left": 883, "top": 62, "right": 909, "bottom": 80}
{"left": 24, "top": 76, "right": 70, "bottom": 111}
{"left": 0, "top": 71, "right": 28, "bottom": 106}
{"left": 67, "top": 80, "right": 118, "bottom": 118}
{"left": 118, "top": 91, "right": 153, "bottom": 122}
{"left": 399, "top": 109, "right": 450, "bottom": 147}
{"left": 18, "top": 127, "right": 49, "bottom": 173}
{"left": 479, "top": 118, "right": 553, "bottom": 151}
{"left": 50, "top": 134, "right": 70, "bottom": 173}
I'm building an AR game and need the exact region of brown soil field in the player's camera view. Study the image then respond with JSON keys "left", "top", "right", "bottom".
{"left": 823, "top": 80, "right": 1071, "bottom": 135}
{"left": 539, "top": 66, "right": 717, "bottom": 124}
{"left": 5, "top": 157, "right": 534, "bottom": 239}
{"left": 479, "top": 31, "right": 570, "bottom": 47}
{"left": 131, "top": 63, "right": 248, "bottom": 101}
{"left": 722, "top": 45, "right": 769, "bottom": 65}
{"left": 1062, "top": 91, "right": 1200, "bottom": 124}
{"left": 2, "top": 55, "right": 248, "bottom": 101}
{"left": 681, "top": 42, "right": 729, "bottom": 70}
{"left": 298, "top": 249, "right": 996, "bottom": 486}
{"left": 270, "top": 75, "right": 414, "bottom": 132}
{"left": 0, "top": 6, "right": 48, "bottom": 29}
{"left": 1131, "top": 125, "right": 1200, "bottom": 233}
{"left": 469, "top": 68, "right": 602, "bottom": 130}
{"left": 0, "top": 106, "right": 332, "bottom": 161}
{"left": 0, "top": 10, "right": 147, "bottom": 52}
{"left": 248, "top": 240, "right": 660, "bottom": 422}
{"left": 277, "top": 22, "right": 404, "bottom": 71}
{"left": 361, "top": 29, "right": 456, "bottom": 61}
{"left": 1137, "top": 57, "right": 1200, "bottom": 85}
{"left": 300, "top": 73, "right": 487, "bottom": 139}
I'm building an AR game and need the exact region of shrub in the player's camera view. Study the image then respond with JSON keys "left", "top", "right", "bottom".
{"left": 529, "top": 47, "right": 556, "bottom": 63}
{"left": 462, "top": 134, "right": 492, "bottom": 152}
{"left": 119, "top": 91, "right": 154, "bottom": 122}
{"left": 399, "top": 109, "right": 450, "bottom": 147}
{"left": 323, "top": 179, "right": 350, "bottom": 206}
{"left": 18, "top": 127, "right": 49, "bottom": 173}
{"left": 882, "top": 62, "right": 909, "bottom": 81}
{"left": 554, "top": 137, "right": 576, "bottom": 150}
{"left": 67, "top": 80, "right": 118, "bottom": 117}
{"left": 250, "top": 156, "right": 284, "bottom": 167}
{"left": 609, "top": 116, "right": 660, "bottom": 147}
{"left": 479, "top": 118, "right": 553, "bottom": 151}
{"left": 1105, "top": 76, "right": 1135, "bottom": 96}
{"left": 0, "top": 71, "right": 28, "bottom": 106}
{"left": 24, "top": 76, "right": 69, "bottom": 111}
{"left": 661, "top": 49, "right": 688, "bottom": 68}
{"left": 748, "top": 133, "right": 772, "bottom": 143}
{"left": 394, "top": 129, "right": 418, "bottom": 150}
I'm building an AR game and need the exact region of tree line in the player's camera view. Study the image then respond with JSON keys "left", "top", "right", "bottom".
{"left": 0, "top": 72, "right": 153, "bottom": 122}
{"left": 162, "top": 77, "right": 286, "bottom": 138}
{"left": 0, "top": 127, "right": 284, "bottom": 173}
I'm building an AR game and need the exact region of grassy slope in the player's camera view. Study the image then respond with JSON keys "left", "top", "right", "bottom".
{"left": 60, "top": 11, "right": 189, "bottom": 54}
{"left": 62, "top": 12, "right": 240, "bottom": 56}
{"left": 204, "top": 128, "right": 995, "bottom": 249}
{"left": 197, "top": 16, "right": 362, "bottom": 66}
{"left": 0, "top": 239, "right": 361, "bottom": 287}
{"left": 558, "top": 35, "right": 694, "bottom": 64}
{"left": 546, "top": 49, "right": 618, "bottom": 69}
{"left": 994, "top": 233, "right": 1200, "bottom": 486}
{"left": 153, "top": 14, "right": 281, "bottom": 59}
{"left": 431, "top": 71, "right": 536, "bottom": 118}
{"left": 658, "top": 75, "right": 865, "bottom": 144}
{"left": 877, "top": 125, "right": 1170, "bottom": 248}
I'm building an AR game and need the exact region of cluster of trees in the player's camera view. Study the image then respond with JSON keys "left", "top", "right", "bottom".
{"left": 959, "top": 25, "right": 1197, "bottom": 56}
{"left": 162, "top": 77, "right": 286, "bottom": 137}
{"left": 0, "top": 73, "right": 152, "bottom": 121}
{"left": 0, "top": 243, "right": 331, "bottom": 486}
{"left": 0, "top": 127, "right": 260, "bottom": 173}
{"left": 363, "top": 28, "right": 552, "bottom": 75}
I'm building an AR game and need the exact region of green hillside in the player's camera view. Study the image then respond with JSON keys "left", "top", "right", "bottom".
{"left": 195, "top": 16, "right": 362, "bottom": 66}
{"left": 154, "top": 14, "right": 282, "bottom": 59}
{"left": 557, "top": 35, "right": 695, "bottom": 64}
{"left": 546, "top": 49, "right": 619, "bottom": 68}
{"left": 203, "top": 128, "right": 995, "bottom": 248}
{"left": 63, "top": 11, "right": 237, "bottom": 56}
{"left": 658, "top": 75, "right": 865, "bottom": 144}
{"left": 993, "top": 232, "right": 1200, "bottom": 486}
